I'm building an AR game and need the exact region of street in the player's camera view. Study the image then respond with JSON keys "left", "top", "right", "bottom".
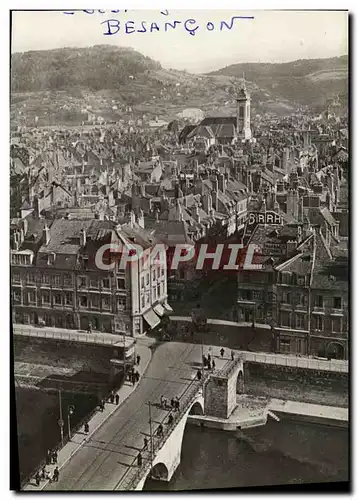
{"left": 45, "top": 341, "right": 221, "bottom": 491}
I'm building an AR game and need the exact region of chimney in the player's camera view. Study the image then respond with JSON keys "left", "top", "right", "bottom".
{"left": 298, "top": 197, "right": 304, "bottom": 222}
{"left": 80, "top": 228, "right": 87, "bottom": 247}
{"left": 43, "top": 224, "right": 50, "bottom": 246}
{"left": 130, "top": 211, "right": 136, "bottom": 227}
{"left": 202, "top": 193, "right": 212, "bottom": 213}
{"left": 286, "top": 189, "right": 299, "bottom": 219}
{"left": 218, "top": 174, "right": 226, "bottom": 193}
{"left": 141, "top": 183, "right": 146, "bottom": 198}
{"left": 213, "top": 176, "right": 219, "bottom": 193}
{"left": 212, "top": 190, "right": 219, "bottom": 211}
{"left": 155, "top": 209, "right": 159, "bottom": 222}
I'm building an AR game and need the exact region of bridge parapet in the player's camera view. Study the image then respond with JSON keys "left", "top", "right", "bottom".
{"left": 117, "top": 375, "right": 208, "bottom": 491}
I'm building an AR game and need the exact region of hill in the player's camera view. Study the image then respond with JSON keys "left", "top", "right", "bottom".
{"left": 11, "top": 45, "right": 162, "bottom": 92}
{"left": 208, "top": 56, "right": 348, "bottom": 109}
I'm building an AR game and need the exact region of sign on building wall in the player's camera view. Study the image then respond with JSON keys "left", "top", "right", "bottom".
{"left": 243, "top": 210, "right": 283, "bottom": 240}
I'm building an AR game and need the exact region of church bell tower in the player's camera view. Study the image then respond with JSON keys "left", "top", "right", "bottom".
{"left": 236, "top": 76, "right": 252, "bottom": 141}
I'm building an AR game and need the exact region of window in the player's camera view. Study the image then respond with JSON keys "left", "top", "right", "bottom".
{"left": 157, "top": 285, "right": 160, "bottom": 298}
{"left": 315, "top": 295, "right": 323, "bottom": 308}
{"left": 42, "top": 274, "right": 50, "bottom": 285}
{"left": 161, "top": 267, "right": 165, "bottom": 276}
{"left": 42, "top": 291, "right": 50, "bottom": 304}
{"left": 252, "top": 291, "right": 262, "bottom": 300}
{"left": 13, "top": 290, "right": 21, "bottom": 303}
{"left": 102, "top": 297, "right": 111, "bottom": 310}
{"left": 314, "top": 316, "right": 323, "bottom": 330}
{"left": 54, "top": 294, "right": 62, "bottom": 305}
{"left": 332, "top": 317, "right": 342, "bottom": 332}
{"left": 27, "top": 273, "right": 36, "bottom": 284}
{"left": 280, "top": 339, "right": 291, "bottom": 353}
{"left": 152, "top": 269, "right": 156, "bottom": 282}
{"left": 89, "top": 278, "right": 98, "bottom": 288}
{"left": 157, "top": 267, "right": 160, "bottom": 279}
{"left": 141, "top": 295, "right": 145, "bottom": 308}
{"left": 52, "top": 275, "right": 61, "bottom": 286}
{"left": 146, "top": 293, "right": 150, "bottom": 305}
{"left": 146, "top": 274, "right": 149, "bottom": 285}
{"left": 117, "top": 297, "right": 126, "bottom": 310}
{"left": 79, "top": 296, "right": 88, "bottom": 308}
{"left": 101, "top": 278, "right": 110, "bottom": 289}
{"left": 63, "top": 274, "right": 72, "bottom": 286}
{"left": 65, "top": 293, "right": 73, "bottom": 305}
{"left": 281, "top": 312, "right": 291, "bottom": 327}
{"left": 333, "top": 297, "right": 342, "bottom": 309}
{"left": 282, "top": 292, "right": 291, "bottom": 304}
{"left": 153, "top": 287, "right": 157, "bottom": 300}
{"left": 296, "top": 314, "right": 305, "bottom": 330}
{"left": 299, "top": 294, "right": 308, "bottom": 307}
{"left": 91, "top": 295, "right": 99, "bottom": 308}
{"left": 117, "top": 278, "right": 125, "bottom": 290}
{"left": 78, "top": 276, "right": 87, "bottom": 288}
{"left": 141, "top": 276, "right": 144, "bottom": 288}
{"left": 28, "top": 291, "right": 36, "bottom": 304}
{"left": 12, "top": 273, "right": 20, "bottom": 284}
{"left": 281, "top": 272, "right": 292, "bottom": 285}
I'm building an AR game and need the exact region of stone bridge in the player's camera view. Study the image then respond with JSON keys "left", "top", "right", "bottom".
{"left": 116, "top": 357, "right": 244, "bottom": 491}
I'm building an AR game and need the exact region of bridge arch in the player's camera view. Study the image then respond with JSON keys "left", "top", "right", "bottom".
{"left": 326, "top": 341, "right": 345, "bottom": 360}
{"left": 236, "top": 370, "right": 244, "bottom": 394}
{"left": 148, "top": 462, "right": 169, "bottom": 482}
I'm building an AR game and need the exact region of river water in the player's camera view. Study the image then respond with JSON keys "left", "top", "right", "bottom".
{"left": 144, "top": 419, "right": 349, "bottom": 491}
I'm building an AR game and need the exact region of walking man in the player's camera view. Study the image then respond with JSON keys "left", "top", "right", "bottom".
{"left": 110, "top": 390, "right": 115, "bottom": 404}
{"left": 137, "top": 453, "right": 143, "bottom": 467}
{"left": 160, "top": 395, "right": 165, "bottom": 407}
{"left": 207, "top": 353, "right": 211, "bottom": 364}
{"left": 212, "top": 359, "right": 216, "bottom": 371}
{"left": 157, "top": 424, "right": 163, "bottom": 437}
{"left": 52, "top": 450, "right": 58, "bottom": 464}
{"left": 171, "top": 397, "right": 175, "bottom": 409}
{"left": 231, "top": 350, "right": 235, "bottom": 361}
{"left": 136, "top": 354, "right": 141, "bottom": 366}
{"left": 35, "top": 472, "right": 41, "bottom": 487}
{"left": 168, "top": 414, "right": 173, "bottom": 425}
{"left": 84, "top": 422, "right": 89, "bottom": 434}
{"left": 115, "top": 394, "right": 119, "bottom": 405}
{"left": 175, "top": 397, "right": 180, "bottom": 412}
{"left": 197, "top": 370, "right": 202, "bottom": 381}
{"left": 46, "top": 449, "right": 51, "bottom": 465}
{"left": 220, "top": 348, "right": 225, "bottom": 358}
{"left": 143, "top": 437, "right": 148, "bottom": 450}
{"left": 53, "top": 467, "right": 59, "bottom": 482}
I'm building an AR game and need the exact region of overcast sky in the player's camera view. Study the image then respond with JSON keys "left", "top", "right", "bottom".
{"left": 11, "top": 10, "right": 348, "bottom": 73}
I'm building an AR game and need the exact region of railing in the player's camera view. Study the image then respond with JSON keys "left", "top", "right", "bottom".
{"left": 116, "top": 374, "right": 209, "bottom": 491}
{"left": 241, "top": 351, "right": 348, "bottom": 373}
{"left": 13, "top": 325, "right": 132, "bottom": 347}
{"left": 215, "top": 357, "right": 242, "bottom": 379}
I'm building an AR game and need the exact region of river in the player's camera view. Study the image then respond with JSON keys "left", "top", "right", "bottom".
{"left": 144, "top": 419, "right": 349, "bottom": 491}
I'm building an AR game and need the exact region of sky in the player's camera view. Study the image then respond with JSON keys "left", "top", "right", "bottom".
{"left": 11, "top": 9, "right": 349, "bottom": 74}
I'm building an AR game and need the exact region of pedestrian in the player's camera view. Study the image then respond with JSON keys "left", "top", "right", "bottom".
{"left": 157, "top": 424, "right": 163, "bottom": 437}
{"left": 168, "top": 413, "right": 173, "bottom": 425}
{"left": 207, "top": 360, "right": 211, "bottom": 370}
{"left": 143, "top": 437, "right": 148, "bottom": 450}
{"left": 175, "top": 397, "right": 180, "bottom": 412}
{"left": 207, "top": 353, "right": 211, "bottom": 364}
{"left": 100, "top": 399, "right": 105, "bottom": 412}
{"left": 137, "top": 453, "right": 143, "bottom": 467}
{"left": 46, "top": 449, "right": 51, "bottom": 465}
{"left": 110, "top": 390, "right": 115, "bottom": 404}
{"left": 115, "top": 394, "right": 119, "bottom": 405}
{"left": 35, "top": 472, "right": 41, "bottom": 486}
{"left": 135, "top": 371, "right": 140, "bottom": 383}
{"left": 202, "top": 354, "right": 207, "bottom": 367}
{"left": 52, "top": 450, "right": 58, "bottom": 464}
{"left": 220, "top": 348, "right": 224, "bottom": 358}
{"left": 231, "top": 350, "right": 234, "bottom": 361}
{"left": 136, "top": 354, "right": 141, "bottom": 366}
{"left": 197, "top": 369, "right": 202, "bottom": 381}
{"left": 131, "top": 372, "right": 135, "bottom": 386}
{"left": 170, "top": 397, "right": 175, "bottom": 409}
{"left": 41, "top": 467, "right": 46, "bottom": 480}
{"left": 84, "top": 422, "right": 89, "bottom": 434}
{"left": 53, "top": 467, "right": 59, "bottom": 482}
{"left": 212, "top": 359, "right": 216, "bottom": 371}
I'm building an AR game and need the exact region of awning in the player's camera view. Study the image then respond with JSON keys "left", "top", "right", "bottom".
{"left": 163, "top": 303, "right": 173, "bottom": 313}
{"left": 143, "top": 309, "right": 161, "bottom": 329}
{"left": 153, "top": 304, "right": 165, "bottom": 317}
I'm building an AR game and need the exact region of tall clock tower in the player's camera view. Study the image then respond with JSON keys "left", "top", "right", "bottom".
{"left": 236, "top": 78, "right": 252, "bottom": 141}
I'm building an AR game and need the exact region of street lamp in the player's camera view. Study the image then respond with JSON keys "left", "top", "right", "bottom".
{"left": 67, "top": 405, "right": 75, "bottom": 441}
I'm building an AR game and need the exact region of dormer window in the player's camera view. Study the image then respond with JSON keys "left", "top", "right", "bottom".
{"left": 47, "top": 253, "right": 56, "bottom": 266}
